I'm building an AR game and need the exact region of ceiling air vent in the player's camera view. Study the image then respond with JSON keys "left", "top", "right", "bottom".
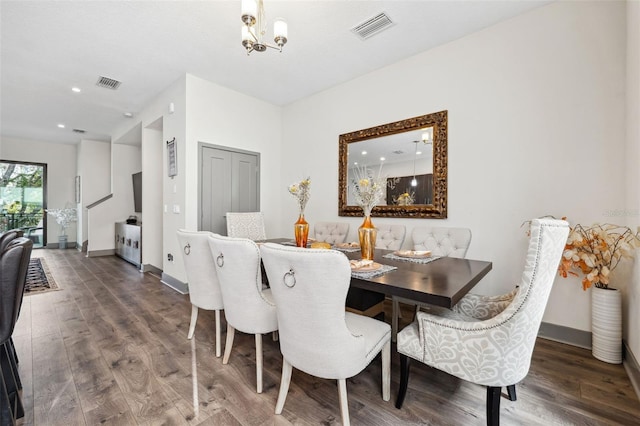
{"left": 96, "top": 76, "right": 122, "bottom": 90}
{"left": 351, "top": 12, "right": 394, "bottom": 40}
{"left": 72, "top": 128, "right": 86, "bottom": 134}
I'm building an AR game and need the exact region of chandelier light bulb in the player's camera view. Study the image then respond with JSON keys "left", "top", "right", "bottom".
{"left": 241, "top": 0, "right": 257, "bottom": 24}
{"left": 411, "top": 178, "right": 417, "bottom": 187}
{"left": 273, "top": 18, "right": 288, "bottom": 48}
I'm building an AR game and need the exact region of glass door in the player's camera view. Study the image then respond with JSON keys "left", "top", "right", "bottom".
{"left": 0, "top": 160, "right": 47, "bottom": 248}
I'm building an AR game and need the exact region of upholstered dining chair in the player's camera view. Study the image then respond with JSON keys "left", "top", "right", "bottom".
{"left": 395, "top": 218, "right": 569, "bottom": 426}
{"left": 260, "top": 243, "right": 391, "bottom": 426}
{"left": 1, "top": 237, "right": 33, "bottom": 424}
{"left": 207, "top": 234, "right": 277, "bottom": 393}
{"left": 375, "top": 224, "right": 406, "bottom": 250}
{"left": 225, "top": 212, "right": 266, "bottom": 240}
{"left": 0, "top": 230, "right": 22, "bottom": 253}
{"left": 391, "top": 226, "right": 472, "bottom": 340}
{"left": 176, "top": 230, "right": 224, "bottom": 357}
{"left": 313, "top": 222, "right": 349, "bottom": 244}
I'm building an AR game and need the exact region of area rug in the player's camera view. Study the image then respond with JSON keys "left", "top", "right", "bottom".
{"left": 25, "top": 257, "right": 60, "bottom": 295}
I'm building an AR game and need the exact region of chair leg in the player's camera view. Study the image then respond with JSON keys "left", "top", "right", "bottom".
{"left": 5, "top": 341, "right": 20, "bottom": 391}
{"left": 0, "top": 362, "right": 17, "bottom": 426}
{"left": 187, "top": 305, "right": 198, "bottom": 339}
{"left": 391, "top": 298, "right": 399, "bottom": 342}
{"left": 486, "top": 386, "right": 501, "bottom": 426}
{"left": 0, "top": 343, "right": 22, "bottom": 423}
{"left": 222, "top": 324, "right": 235, "bottom": 365}
{"left": 214, "top": 310, "right": 221, "bottom": 358}
{"left": 337, "top": 378, "right": 350, "bottom": 426}
{"left": 275, "top": 358, "right": 292, "bottom": 414}
{"left": 381, "top": 340, "right": 390, "bottom": 401}
{"left": 255, "top": 334, "right": 263, "bottom": 393}
{"left": 395, "top": 354, "right": 411, "bottom": 409}
{"left": 506, "top": 384, "right": 517, "bottom": 401}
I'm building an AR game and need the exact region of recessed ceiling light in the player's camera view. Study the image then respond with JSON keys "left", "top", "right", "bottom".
{"left": 72, "top": 87, "right": 81, "bottom": 93}
{"left": 361, "top": 151, "right": 367, "bottom": 155}
{"left": 416, "top": 151, "right": 422, "bottom": 155}
{"left": 57, "top": 124, "right": 65, "bottom": 128}
{"left": 380, "top": 157, "right": 386, "bottom": 161}
{"left": 123, "top": 112, "right": 134, "bottom": 118}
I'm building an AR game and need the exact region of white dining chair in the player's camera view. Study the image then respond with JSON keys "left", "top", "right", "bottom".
{"left": 176, "top": 230, "right": 224, "bottom": 357}
{"left": 313, "top": 222, "right": 349, "bottom": 244}
{"left": 225, "top": 212, "right": 266, "bottom": 240}
{"left": 375, "top": 224, "right": 406, "bottom": 250}
{"left": 208, "top": 234, "right": 277, "bottom": 393}
{"left": 260, "top": 243, "right": 391, "bottom": 426}
{"left": 395, "top": 218, "right": 569, "bottom": 426}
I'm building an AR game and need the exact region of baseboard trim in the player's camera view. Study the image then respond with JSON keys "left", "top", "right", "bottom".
{"left": 623, "top": 341, "right": 640, "bottom": 400}
{"left": 161, "top": 273, "right": 188, "bottom": 294}
{"left": 141, "top": 264, "right": 162, "bottom": 276}
{"left": 538, "top": 322, "right": 591, "bottom": 349}
{"left": 86, "top": 249, "right": 115, "bottom": 257}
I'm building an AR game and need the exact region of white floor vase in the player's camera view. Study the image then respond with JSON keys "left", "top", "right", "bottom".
{"left": 591, "top": 286, "right": 622, "bottom": 364}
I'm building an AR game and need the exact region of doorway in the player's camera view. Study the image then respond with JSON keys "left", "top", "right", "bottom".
{"left": 199, "top": 144, "right": 260, "bottom": 235}
{"left": 0, "top": 160, "right": 47, "bottom": 248}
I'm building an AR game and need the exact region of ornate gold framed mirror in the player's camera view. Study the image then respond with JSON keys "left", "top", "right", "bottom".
{"left": 338, "top": 110, "right": 447, "bottom": 218}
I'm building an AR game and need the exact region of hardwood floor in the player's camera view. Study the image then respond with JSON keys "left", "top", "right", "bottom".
{"left": 11, "top": 249, "right": 640, "bottom": 425}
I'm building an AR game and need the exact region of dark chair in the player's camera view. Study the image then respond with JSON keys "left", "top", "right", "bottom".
{"left": 0, "top": 237, "right": 33, "bottom": 424}
{"left": 0, "top": 230, "right": 23, "bottom": 253}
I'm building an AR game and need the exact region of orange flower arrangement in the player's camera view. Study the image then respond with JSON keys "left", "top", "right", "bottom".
{"left": 559, "top": 223, "right": 640, "bottom": 290}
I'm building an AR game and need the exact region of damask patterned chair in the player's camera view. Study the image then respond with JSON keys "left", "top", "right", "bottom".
{"left": 313, "top": 222, "right": 349, "bottom": 244}
{"left": 225, "top": 212, "right": 266, "bottom": 240}
{"left": 391, "top": 226, "right": 472, "bottom": 340}
{"left": 375, "top": 224, "right": 406, "bottom": 250}
{"left": 208, "top": 234, "right": 277, "bottom": 393}
{"left": 176, "top": 230, "right": 224, "bottom": 357}
{"left": 260, "top": 243, "right": 391, "bottom": 426}
{"left": 395, "top": 218, "right": 569, "bottom": 426}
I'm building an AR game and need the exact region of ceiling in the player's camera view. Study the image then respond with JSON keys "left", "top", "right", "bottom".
{"left": 0, "top": 1, "right": 550, "bottom": 146}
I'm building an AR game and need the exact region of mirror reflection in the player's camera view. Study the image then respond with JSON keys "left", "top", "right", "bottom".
{"left": 338, "top": 110, "right": 447, "bottom": 219}
{"left": 346, "top": 127, "right": 434, "bottom": 207}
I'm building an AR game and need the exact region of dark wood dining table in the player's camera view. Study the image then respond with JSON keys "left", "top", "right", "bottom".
{"left": 263, "top": 239, "right": 492, "bottom": 310}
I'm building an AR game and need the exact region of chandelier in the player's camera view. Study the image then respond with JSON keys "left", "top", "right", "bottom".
{"left": 241, "top": 0, "right": 288, "bottom": 55}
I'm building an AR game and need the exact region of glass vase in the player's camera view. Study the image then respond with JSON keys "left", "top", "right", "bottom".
{"left": 294, "top": 213, "right": 309, "bottom": 248}
{"left": 358, "top": 215, "right": 377, "bottom": 260}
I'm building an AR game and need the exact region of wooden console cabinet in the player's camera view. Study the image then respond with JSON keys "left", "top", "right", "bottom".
{"left": 115, "top": 222, "right": 141, "bottom": 268}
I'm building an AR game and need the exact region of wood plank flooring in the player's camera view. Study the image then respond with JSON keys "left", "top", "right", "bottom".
{"left": 11, "top": 249, "right": 640, "bottom": 425}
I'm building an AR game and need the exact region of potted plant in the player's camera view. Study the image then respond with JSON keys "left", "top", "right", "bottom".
{"left": 558, "top": 222, "right": 640, "bottom": 363}
{"left": 46, "top": 207, "right": 77, "bottom": 249}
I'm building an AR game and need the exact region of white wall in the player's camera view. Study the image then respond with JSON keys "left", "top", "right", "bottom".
{"left": 2, "top": 136, "right": 78, "bottom": 246}
{"left": 282, "top": 1, "right": 626, "bottom": 333}
{"left": 77, "top": 139, "right": 111, "bottom": 246}
{"left": 624, "top": 0, "right": 640, "bottom": 359}
{"left": 141, "top": 124, "right": 164, "bottom": 270}
{"left": 87, "top": 144, "right": 141, "bottom": 252}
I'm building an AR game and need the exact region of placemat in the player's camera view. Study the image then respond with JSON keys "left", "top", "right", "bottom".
{"left": 350, "top": 264, "right": 397, "bottom": 279}
{"left": 383, "top": 253, "right": 442, "bottom": 264}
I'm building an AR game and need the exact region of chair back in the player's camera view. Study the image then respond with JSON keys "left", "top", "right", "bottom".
{"left": 260, "top": 243, "right": 369, "bottom": 379}
{"left": 314, "top": 222, "right": 349, "bottom": 244}
{"left": 0, "top": 237, "right": 33, "bottom": 343}
{"left": 0, "top": 229, "right": 22, "bottom": 253}
{"left": 488, "top": 218, "right": 569, "bottom": 379}
{"left": 208, "top": 234, "right": 277, "bottom": 334}
{"left": 226, "top": 212, "right": 266, "bottom": 240}
{"left": 375, "top": 224, "right": 406, "bottom": 250}
{"left": 412, "top": 227, "right": 471, "bottom": 258}
{"left": 176, "top": 230, "right": 223, "bottom": 311}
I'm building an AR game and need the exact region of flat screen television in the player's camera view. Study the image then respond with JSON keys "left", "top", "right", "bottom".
{"left": 132, "top": 172, "right": 142, "bottom": 213}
